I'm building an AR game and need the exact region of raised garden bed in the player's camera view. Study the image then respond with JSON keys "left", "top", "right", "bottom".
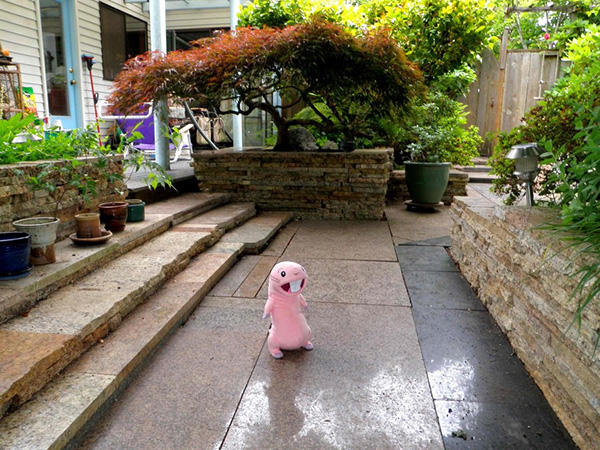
{"left": 0, "top": 157, "right": 127, "bottom": 240}
{"left": 192, "top": 148, "right": 393, "bottom": 220}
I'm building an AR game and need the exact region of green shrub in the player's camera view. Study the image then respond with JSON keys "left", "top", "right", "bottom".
{"left": 383, "top": 92, "right": 482, "bottom": 165}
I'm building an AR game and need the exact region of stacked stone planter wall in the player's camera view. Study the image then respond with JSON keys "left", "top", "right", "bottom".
{"left": 450, "top": 196, "right": 600, "bottom": 449}
{"left": 192, "top": 148, "right": 393, "bottom": 220}
{"left": 0, "top": 157, "right": 127, "bottom": 240}
{"left": 386, "top": 169, "right": 469, "bottom": 205}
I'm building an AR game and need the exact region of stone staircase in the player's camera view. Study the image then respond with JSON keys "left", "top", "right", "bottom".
{"left": 459, "top": 156, "right": 496, "bottom": 184}
{"left": 0, "top": 192, "right": 291, "bottom": 449}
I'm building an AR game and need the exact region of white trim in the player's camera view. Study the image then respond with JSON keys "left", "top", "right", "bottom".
{"left": 34, "top": 0, "right": 49, "bottom": 121}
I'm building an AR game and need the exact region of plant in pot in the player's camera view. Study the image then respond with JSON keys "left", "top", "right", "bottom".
{"left": 13, "top": 157, "right": 108, "bottom": 263}
{"left": 387, "top": 91, "right": 482, "bottom": 206}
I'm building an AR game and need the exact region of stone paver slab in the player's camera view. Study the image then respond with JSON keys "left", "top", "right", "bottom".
{"left": 412, "top": 308, "right": 545, "bottom": 403}
{"left": 234, "top": 256, "right": 278, "bottom": 299}
{"left": 403, "top": 271, "right": 486, "bottom": 311}
{"left": 0, "top": 330, "right": 75, "bottom": 415}
{"left": 221, "top": 213, "right": 290, "bottom": 251}
{"left": 76, "top": 301, "right": 267, "bottom": 450}
{"left": 0, "top": 372, "right": 115, "bottom": 450}
{"left": 386, "top": 205, "right": 453, "bottom": 245}
{"left": 223, "top": 303, "right": 443, "bottom": 449}
{"left": 267, "top": 258, "right": 411, "bottom": 306}
{"left": 207, "top": 256, "right": 261, "bottom": 297}
{"left": 261, "top": 221, "right": 301, "bottom": 257}
{"left": 435, "top": 400, "right": 576, "bottom": 449}
{"left": 395, "top": 245, "right": 459, "bottom": 272}
{"left": 282, "top": 220, "right": 397, "bottom": 261}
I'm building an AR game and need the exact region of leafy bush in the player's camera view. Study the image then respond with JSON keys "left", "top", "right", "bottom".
{"left": 382, "top": 91, "right": 482, "bottom": 165}
{"left": 489, "top": 24, "right": 600, "bottom": 204}
{"left": 108, "top": 20, "right": 423, "bottom": 150}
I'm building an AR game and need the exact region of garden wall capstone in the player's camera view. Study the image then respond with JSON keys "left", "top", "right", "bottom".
{"left": 191, "top": 148, "right": 393, "bottom": 220}
{"left": 450, "top": 195, "right": 600, "bottom": 449}
{"left": 0, "top": 157, "right": 127, "bottom": 240}
{"left": 386, "top": 169, "right": 469, "bottom": 205}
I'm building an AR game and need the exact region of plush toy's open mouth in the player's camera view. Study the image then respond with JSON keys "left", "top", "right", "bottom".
{"left": 281, "top": 279, "right": 304, "bottom": 293}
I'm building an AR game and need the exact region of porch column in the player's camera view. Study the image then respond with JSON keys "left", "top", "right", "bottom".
{"left": 230, "top": 0, "right": 243, "bottom": 150}
{"left": 149, "top": 0, "right": 170, "bottom": 169}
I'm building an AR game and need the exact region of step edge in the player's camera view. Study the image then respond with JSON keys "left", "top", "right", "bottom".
{"left": 0, "top": 245, "right": 245, "bottom": 450}
{"left": 0, "top": 206, "right": 257, "bottom": 416}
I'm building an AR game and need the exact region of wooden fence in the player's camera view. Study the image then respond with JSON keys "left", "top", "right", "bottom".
{"left": 463, "top": 45, "right": 566, "bottom": 155}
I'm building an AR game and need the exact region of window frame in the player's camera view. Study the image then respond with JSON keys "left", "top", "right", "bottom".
{"left": 99, "top": 3, "right": 148, "bottom": 81}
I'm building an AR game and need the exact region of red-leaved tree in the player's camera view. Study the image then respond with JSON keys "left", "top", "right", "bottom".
{"left": 109, "top": 20, "right": 423, "bottom": 150}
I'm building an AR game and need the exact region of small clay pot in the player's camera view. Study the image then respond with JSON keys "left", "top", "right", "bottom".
{"left": 75, "top": 213, "right": 102, "bottom": 238}
{"left": 98, "top": 202, "right": 128, "bottom": 232}
{"left": 126, "top": 199, "right": 145, "bottom": 222}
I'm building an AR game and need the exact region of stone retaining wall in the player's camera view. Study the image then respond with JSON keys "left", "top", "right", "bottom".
{"left": 450, "top": 196, "right": 600, "bottom": 449}
{"left": 192, "top": 148, "right": 393, "bottom": 220}
{"left": 0, "top": 157, "right": 126, "bottom": 240}
{"left": 386, "top": 169, "right": 469, "bottom": 205}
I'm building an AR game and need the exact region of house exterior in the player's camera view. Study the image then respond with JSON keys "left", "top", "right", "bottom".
{"left": 0, "top": 0, "right": 233, "bottom": 131}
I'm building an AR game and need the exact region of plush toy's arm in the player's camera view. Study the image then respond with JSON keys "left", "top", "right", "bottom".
{"left": 299, "top": 294, "right": 308, "bottom": 309}
{"left": 263, "top": 298, "right": 274, "bottom": 319}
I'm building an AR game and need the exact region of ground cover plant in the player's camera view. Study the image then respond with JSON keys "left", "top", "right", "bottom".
{"left": 108, "top": 20, "right": 423, "bottom": 150}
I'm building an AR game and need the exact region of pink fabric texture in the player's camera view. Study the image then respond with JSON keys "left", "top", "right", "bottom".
{"left": 264, "top": 261, "right": 312, "bottom": 359}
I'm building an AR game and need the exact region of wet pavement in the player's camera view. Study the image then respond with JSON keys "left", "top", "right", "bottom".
{"left": 76, "top": 200, "right": 575, "bottom": 449}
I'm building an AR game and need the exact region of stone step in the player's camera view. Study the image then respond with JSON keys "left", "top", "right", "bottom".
{"left": 0, "top": 201, "right": 259, "bottom": 419}
{"left": 0, "top": 192, "right": 232, "bottom": 325}
{"left": 0, "top": 212, "right": 291, "bottom": 450}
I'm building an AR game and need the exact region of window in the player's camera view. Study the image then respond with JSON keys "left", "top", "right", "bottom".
{"left": 167, "top": 28, "right": 227, "bottom": 52}
{"left": 100, "top": 4, "right": 147, "bottom": 80}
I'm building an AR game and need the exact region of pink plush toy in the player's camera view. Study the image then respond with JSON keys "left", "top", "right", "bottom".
{"left": 263, "top": 261, "right": 313, "bottom": 359}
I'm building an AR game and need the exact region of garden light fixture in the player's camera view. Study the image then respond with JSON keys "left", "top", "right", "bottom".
{"left": 506, "top": 142, "right": 540, "bottom": 206}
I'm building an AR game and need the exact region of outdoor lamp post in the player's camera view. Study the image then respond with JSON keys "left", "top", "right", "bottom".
{"left": 506, "top": 142, "right": 540, "bottom": 206}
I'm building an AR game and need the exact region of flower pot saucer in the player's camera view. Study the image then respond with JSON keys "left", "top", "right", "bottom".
{"left": 0, "top": 264, "right": 33, "bottom": 280}
{"left": 69, "top": 230, "right": 113, "bottom": 246}
{"left": 405, "top": 200, "right": 443, "bottom": 212}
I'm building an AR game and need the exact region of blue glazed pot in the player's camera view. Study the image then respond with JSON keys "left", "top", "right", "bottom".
{"left": 0, "top": 232, "right": 31, "bottom": 277}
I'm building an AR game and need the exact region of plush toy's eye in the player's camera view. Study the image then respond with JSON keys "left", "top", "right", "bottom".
{"left": 280, "top": 270, "right": 286, "bottom": 277}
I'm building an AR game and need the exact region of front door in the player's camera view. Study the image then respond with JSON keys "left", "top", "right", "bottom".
{"left": 40, "top": 0, "right": 82, "bottom": 129}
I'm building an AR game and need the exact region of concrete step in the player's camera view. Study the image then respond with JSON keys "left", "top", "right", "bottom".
{"left": 0, "top": 200, "right": 258, "bottom": 419}
{"left": 0, "top": 212, "right": 291, "bottom": 449}
{"left": 0, "top": 192, "right": 232, "bottom": 325}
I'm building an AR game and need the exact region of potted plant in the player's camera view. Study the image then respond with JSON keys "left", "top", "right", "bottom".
{"left": 391, "top": 92, "right": 482, "bottom": 205}
{"left": 13, "top": 155, "right": 111, "bottom": 263}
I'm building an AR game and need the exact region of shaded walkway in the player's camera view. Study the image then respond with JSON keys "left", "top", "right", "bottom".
{"left": 77, "top": 203, "right": 574, "bottom": 449}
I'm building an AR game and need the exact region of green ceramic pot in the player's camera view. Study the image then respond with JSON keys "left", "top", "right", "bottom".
{"left": 126, "top": 199, "right": 145, "bottom": 222}
{"left": 404, "top": 161, "right": 451, "bottom": 205}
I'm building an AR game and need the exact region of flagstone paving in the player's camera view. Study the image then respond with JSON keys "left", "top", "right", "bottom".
{"left": 77, "top": 205, "right": 576, "bottom": 449}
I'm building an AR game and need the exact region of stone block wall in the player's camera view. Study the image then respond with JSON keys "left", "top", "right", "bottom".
{"left": 386, "top": 169, "right": 469, "bottom": 205}
{"left": 192, "top": 148, "right": 393, "bottom": 220}
{"left": 450, "top": 196, "right": 600, "bottom": 449}
{"left": 0, "top": 157, "right": 127, "bottom": 240}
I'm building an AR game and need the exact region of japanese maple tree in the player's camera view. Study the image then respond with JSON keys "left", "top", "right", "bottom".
{"left": 109, "top": 20, "right": 423, "bottom": 150}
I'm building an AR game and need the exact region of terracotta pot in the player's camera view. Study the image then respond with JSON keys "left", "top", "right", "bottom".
{"left": 75, "top": 213, "right": 102, "bottom": 238}
{"left": 98, "top": 202, "right": 128, "bottom": 232}
{"left": 12, "top": 217, "right": 60, "bottom": 265}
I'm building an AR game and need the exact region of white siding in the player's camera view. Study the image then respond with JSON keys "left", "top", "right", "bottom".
{"left": 0, "top": 0, "right": 45, "bottom": 116}
{"left": 166, "top": 7, "right": 230, "bottom": 30}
